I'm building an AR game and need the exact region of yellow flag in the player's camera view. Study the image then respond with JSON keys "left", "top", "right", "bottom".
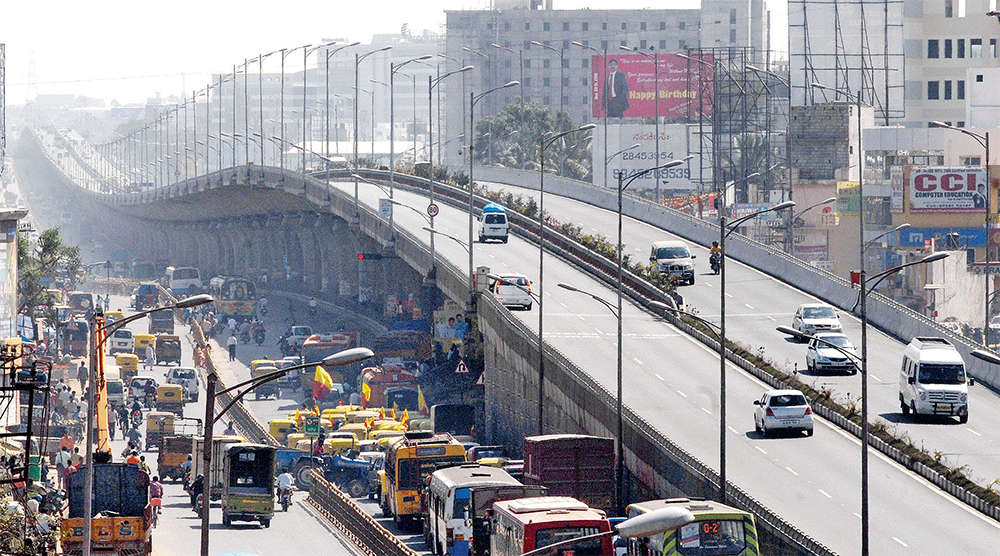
{"left": 361, "top": 382, "right": 372, "bottom": 408}
{"left": 417, "top": 385, "right": 429, "bottom": 414}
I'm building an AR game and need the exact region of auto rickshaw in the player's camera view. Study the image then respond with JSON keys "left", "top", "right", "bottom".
{"left": 104, "top": 310, "right": 125, "bottom": 323}
{"left": 267, "top": 419, "right": 297, "bottom": 444}
{"left": 134, "top": 333, "right": 155, "bottom": 353}
{"left": 249, "top": 359, "right": 276, "bottom": 374}
{"left": 285, "top": 432, "right": 306, "bottom": 449}
{"left": 338, "top": 422, "right": 368, "bottom": 441}
{"left": 370, "top": 419, "right": 404, "bottom": 432}
{"left": 156, "top": 384, "right": 185, "bottom": 416}
{"left": 367, "top": 429, "right": 404, "bottom": 444}
{"left": 158, "top": 435, "right": 193, "bottom": 482}
{"left": 116, "top": 353, "right": 140, "bottom": 384}
{"left": 222, "top": 443, "right": 276, "bottom": 528}
{"left": 145, "top": 411, "right": 175, "bottom": 451}
{"left": 344, "top": 410, "right": 379, "bottom": 425}
{"left": 252, "top": 366, "right": 279, "bottom": 400}
{"left": 324, "top": 432, "right": 360, "bottom": 454}
{"left": 155, "top": 334, "right": 182, "bottom": 365}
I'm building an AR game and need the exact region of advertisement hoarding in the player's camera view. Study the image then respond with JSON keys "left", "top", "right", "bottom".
{"left": 909, "top": 167, "right": 987, "bottom": 213}
{"left": 899, "top": 227, "right": 986, "bottom": 247}
{"left": 592, "top": 123, "right": 711, "bottom": 191}
{"left": 837, "top": 181, "right": 860, "bottom": 216}
{"left": 890, "top": 166, "right": 904, "bottom": 213}
{"left": 591, "top": 54, "right": 713, "bottom": 119}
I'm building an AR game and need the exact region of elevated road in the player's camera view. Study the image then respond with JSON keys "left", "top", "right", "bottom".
{"left": 333, "top": 178, "right": 999, "bottom": 554}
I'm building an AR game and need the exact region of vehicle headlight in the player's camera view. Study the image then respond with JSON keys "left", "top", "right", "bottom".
{"left": 961, "top": 393, "right": 968, "bottom": 402}
{"left": 919, "top": 390, "right": 927, "bottom": 400}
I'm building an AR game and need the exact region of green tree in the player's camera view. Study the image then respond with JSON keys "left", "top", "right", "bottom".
{"left": 17, "top": 227, "right": 82, "bottom": 317}
{"left": 473, "top": 101, "right": 592, "bottom": 181}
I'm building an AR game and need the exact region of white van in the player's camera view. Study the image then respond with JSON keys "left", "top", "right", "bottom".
{"left": 105, "top": 366, "right": 125, "bottom": 408}
{"left": 649, "top": 240, "right": 696, "bottom": 285}
{"left": 899, "top": 337, "right": 971, "bottom": 423}
{"left": 477, "top": 203, "right": 509, "bottom": 243}
{"left": 165, "top": 266, "right": 202, "bottom": 294}
{"left": 108, "top": 328, "right": 134, "bottom": 355}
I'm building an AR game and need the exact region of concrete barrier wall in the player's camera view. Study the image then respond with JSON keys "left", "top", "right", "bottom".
{"left": 473, "top": 165, "right": 1000, "bottom": 391}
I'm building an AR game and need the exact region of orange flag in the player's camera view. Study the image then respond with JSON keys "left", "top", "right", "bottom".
{"left": 391, "top": 407, "right": 397, "bottom": 420}
{"left": 379, "top": 407, "right": 386, "bottom": 419}
{"left": 294, "top": 408, "right": 302, "bottom": 422}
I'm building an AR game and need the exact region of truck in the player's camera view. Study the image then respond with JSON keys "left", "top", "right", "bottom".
{"left": 192, "top": 435, "right": 245, "bottom": 500}
{"left": 522, "top": 434, "right": 615, "bottom": 512}
{"left": 360, "top": 365, "right": 420, "bottom": 410}
{"left": 300, "top": 333, "right": 359, "bottom": 389}
{"left": 371, "top": 329, "right": 432, "bottom": 366}
{"left": 61, "top": 463, "right": 152, "bottom": 555}
{"left": 431, "top": 403, "right": 476, "bottom": 439}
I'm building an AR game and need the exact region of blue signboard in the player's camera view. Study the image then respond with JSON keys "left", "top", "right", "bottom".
{"left": 899, "top": 227, "right": 986, "bottom": 247}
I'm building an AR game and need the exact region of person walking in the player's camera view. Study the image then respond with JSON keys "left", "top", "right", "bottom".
{"left": 227, "top": 333, "right": 238, "bottom": 362}
{"left": 223, "top": 421, "right": 236, "bottom": 436}
{"left": 54, "top": 446, "right": 72, "bottom": 490}
{"left": 145, "top": 343, "right": 155, "bottom": 371}
{"left": 77, "top": 363, "right": 88, "bottom": 389}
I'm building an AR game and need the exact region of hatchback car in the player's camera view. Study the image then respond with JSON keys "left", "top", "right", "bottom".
{"left": 791, "top": 303, "right": 843, "bottom": 336}
{"left": 109, "top": 328, "right": 135, "bottom": 355}
{"left": 492, "top": 273, "right": 533, "bottom": 310}
{"left": 806, "top": 333, "right": 858, "bottom": 374}
{"left": 753, "top": 389, "right": 814, "bottom": 437}
{"left": 165, "top": 367, "right": 199, "bottom": 401}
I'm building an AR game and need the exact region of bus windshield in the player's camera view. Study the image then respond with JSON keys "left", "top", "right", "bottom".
{"left": 397, "top": 456, "right": 465, "bottom": 490}
{"left": 919, "top": 363, "right": 966, "bottom": 385}
{"left": 223, "top": 280, "right": 255, "bottom": 300}
{"left": 535, "top": 526, "right": 603, "bottom": 554}
{"left": 677, "top": 520, "right": 746, "bottom": 555}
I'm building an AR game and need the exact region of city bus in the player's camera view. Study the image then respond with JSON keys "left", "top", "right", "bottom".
{"left": 380, "top": 431, "right": 466, "bottom": 530}
{"left": 425, "top": 463, "right": 521, "bottom": 555}
{"left": 489, "top": 496, "right": 613, "bottom": 556}
{"left": 300, "top": 333, "right": 358, "bottom": 390}
{"left": 625, "top": 498, "right": 759, "bottom": 556}
{"left": 208, "top": 276, "right": 257, "bottom": 320}
{"left": 164, "top": 266, "right": 202, "bottom": 294}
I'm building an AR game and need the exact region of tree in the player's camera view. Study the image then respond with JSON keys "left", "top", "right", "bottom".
{"left": 473, "top": 101, "right": 592, "bottom": 181}
{"left": 18, "top": 227, "right": 82, "bottom": 318}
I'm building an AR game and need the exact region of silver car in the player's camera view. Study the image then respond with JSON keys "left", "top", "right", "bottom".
{"left": 753, "top": 389, "right": 814, "bottom": 437}
{"left": 805, "top": 333, "right": 858, "bottom": 374}
{"left": 792, "top": 303, "right": 843, "bottom": 335}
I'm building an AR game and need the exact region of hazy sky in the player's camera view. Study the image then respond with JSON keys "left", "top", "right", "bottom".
{"left": 1, "top": 0, "right": 787, "bottom": 105}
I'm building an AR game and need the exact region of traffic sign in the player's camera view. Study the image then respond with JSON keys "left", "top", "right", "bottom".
{"left": 427, "top": 203, "right": 440, "bottom": 218}
{"left": 455, "top": 358, "right": 469, "bottom": 374}
{"left": 304, "top": 415, "right": 321, "bottom": 437}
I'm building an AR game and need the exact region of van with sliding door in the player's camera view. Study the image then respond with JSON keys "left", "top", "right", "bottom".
{"left": 899, "top": 337, "right": 971, "bottom": 423}
{"left": 478, "top": 203, "right": 509, "bottom": 243}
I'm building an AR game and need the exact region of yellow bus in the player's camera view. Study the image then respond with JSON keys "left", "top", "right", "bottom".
{"left": 379, "top": 431, "right": 465, "bottom": 530}
{"left": 626, "top": 498, "right": 759, "bottom": 556}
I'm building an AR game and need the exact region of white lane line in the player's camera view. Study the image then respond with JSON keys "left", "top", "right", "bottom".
{"left": 701, "top": 407, "right": 712, "bottom": 415}
{"left": 785, "top": 466, "right": 799, "bottom": 476}
{"left": 676, "top": 390, "right": 688, "bottom": 398}
{"left": 559, "top": 302, "right": 568, "bottom": 309}
{"left": 853, "top": 512, "right": 862, "bottom": 520}
{"left": 871, "top": 374, "right": 883, "bottom": 383}
{"left": 767, "top": 315, "right": 776, "bottom": 321}
{"left": 727, "top": 426, "right": 739, "bottom": 434}
{"left": 704, "top": 282, "right": 713, "bottom": 287}
{"left": 633, "top": 357, "right": 644, "bottom": 366}
{"left": 817, "top": 488, "right": 832, "bottom": 499}
{"left": 891, "top": 537, "right": 909, "bottom": 548}
{"left": 745, "top": 303, "right": 755, "bottom": 310}
{"left": 724, "top": 292, "right": 733, "bottom": 298}
{"left": 754, "top": 446, "right": 767, "bottom": 455}
{"left": 594, "top": 328, "right": 604, "bottom": 335}
{"left": 577, "top": 315, "right": 586, "bottom": 321}
{"left": 654, "top": 374, "right": 665, "bottom": 382}
{"left": 967, "top": 428, "right": 983, "bottom": 437}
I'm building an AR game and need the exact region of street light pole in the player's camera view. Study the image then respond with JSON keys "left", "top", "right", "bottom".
{"left": 620, "top": 45, "right": 661, "bottom": 201}
{"left": 387, "top": 56, "right": 434, "bottom": 243}
{"left": 354, "top": 46, "right": 393, "bottom": 219}
{"left": 783, "top": 197, "right": 837, "bottom": 253}
{"left": 325, "top": 43, "right": 360, "bottom": 176}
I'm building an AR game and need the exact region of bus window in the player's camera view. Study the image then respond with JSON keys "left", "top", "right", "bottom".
{"left": 677, "top": 520, "right": 746, "bottom": 554}
{"left": 535, "top": 526, "right": 603, "bottom": 552}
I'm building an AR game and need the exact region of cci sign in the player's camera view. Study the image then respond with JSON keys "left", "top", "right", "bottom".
{"left": 909, "top": 167, "right": 987, "bottom": 213}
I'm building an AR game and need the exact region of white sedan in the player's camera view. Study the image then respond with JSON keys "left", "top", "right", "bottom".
{"left": 805, "top": 333, "right": 858, "bottom": 374}
{"left": 753, "top": 389, "right": 814, "bottom": 437}
{"left": 492, "top": 273, "right": 533, "bottom": 310}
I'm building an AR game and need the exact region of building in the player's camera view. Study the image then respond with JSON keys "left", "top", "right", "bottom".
{"left": 443, "top": 0, "right": 769, "bottom": 167}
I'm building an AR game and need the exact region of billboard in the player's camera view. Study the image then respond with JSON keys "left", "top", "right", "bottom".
{"left": 591, "top": 54, "right": 713, "bottom": 119}
{"left": 593, "top": 123, "right": 711, "bottom": 191}
{"left": 900, "top": 227, "right": 986, "bottom": 248}
{"left": 837, "top": 181, "right": 860, "bottom": 216}
{"left": 909, "top": 167, "right": 987, "bottom": 213}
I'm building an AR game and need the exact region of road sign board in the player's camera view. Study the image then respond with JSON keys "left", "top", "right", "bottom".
{"left": 455, "top": 358, "right": 469, "bottom": 374}
{"left": 427, "top": 203, "right": 440, "bottom": 217}
{"left": 379, "top": 198, "right": 393, "bottom": 219}
{"left": 304, "top": 415, "right": 321, "bottom": 437}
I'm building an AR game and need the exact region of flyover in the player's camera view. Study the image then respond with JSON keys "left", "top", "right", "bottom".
{"left": 22, "top": 127, "right": 1000, "bottom": 554}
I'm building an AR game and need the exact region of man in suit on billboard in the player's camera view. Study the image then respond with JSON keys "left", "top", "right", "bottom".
{"left": 603, "top": 59, "right": 629, "bottom": 117}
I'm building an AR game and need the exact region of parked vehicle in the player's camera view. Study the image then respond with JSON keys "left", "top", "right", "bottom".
{"left": 477, "top": 202, "right": 509, "bottom": 243}
{"left": 424, "top": 464, "right": 521, "bottom": 556}
{"left": 792, "top": 303, "right": 843, "bottom": 335}
{"left": 753, "top": 389, "right": 814, "bottom": 437}
{"left": 522, "top": 434, "right": 615, "bottom": 512}
{"left": 806, "top": 332, "right": 858, "bottom": 374}
{"left": 62, "top": 463, "right": 153, "bottom": 555}
{"left": 489, "top": 497, "right": 613, "bottom": 556}
{"left": 222, "top": 443, "right": 276, "bottom": 527}
{"left": 490, "top": 273, "right": 533, "bottom": 310}
{"left": 166, "top": 367, "right": 199, "bottom": 401}
{"left": 626, "top": 497, "right": 759, "bottom": 555}
{"left": 899, "top": 336, "right": 971, "bottom": 423}
{"left": 649, "top": 240, "right": 696, "bottom": 285}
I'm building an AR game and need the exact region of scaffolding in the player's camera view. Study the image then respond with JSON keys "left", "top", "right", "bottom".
{"left": 0, "top": 345, "right": 53, "bottom": 486}
{"left": 1, "top": 43, "right": 6, "bottom": 175}
{"left": 789, "top": 0, "right": 905, "bottom": 125}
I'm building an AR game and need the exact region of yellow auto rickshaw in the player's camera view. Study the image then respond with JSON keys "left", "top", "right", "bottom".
{"left": 116, "top": 353, "right": 140, "bottom": 383}
{"left": 268, "top": 419, "right": 297, "bottom": 444}
{"left": 146, "top": 411, "right": 175, "bottom": 451}
{"left": 252, "top": 366, "right": 279, "bottom": 400}
{"left": 370, "top": 419, "right": 404, "bottom": 432}
{"left": 324, "top": 432, "right": 359, "bottom": 454}
{"left": 156, "top": 384, "right": 185, "bottom": 416}
{"left": 104, "top": 310, "right": 125, "bottom": 323}
{"left": 345, "top": 410, "right": 379, "bottom": 425}
{"left": 338, "top": 422, "right": 369, "bottom": 441}
{"left": 155, "top": 334, "right": 182, "bottom": 365}
{"left": 134, "top": 333, "right": 155, "bottom": 353}
{"left": 368, "top": 429, "right": 404, "bottom": 445}
{"left": 285, "top": 432, "right": 307, "bottom": 449}
{"left": 249, "top": 359, "right": 276, "bottom": 374}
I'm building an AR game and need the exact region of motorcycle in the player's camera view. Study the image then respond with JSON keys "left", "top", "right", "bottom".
{"left": 252, "top": 325, "right": 265, "bottom": 346}
{"left": 193, "top": 493, "right": 204, "bottom": 517}
{"left": 239, "top": 329, "right": 251, "bottom": 344}
{"left": 278, "top": 488, "right": 291, "bottom": 512}
{"left": 709, "top": 252, "right": 721, "bottom": 275}
{"left": 131, "top": 409, "right": 142, "bottom": 429}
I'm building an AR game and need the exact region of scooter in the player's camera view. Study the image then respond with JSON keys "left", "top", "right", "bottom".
{"left": 278, "top": 488, "right": 291, "bottom": 512}
{"left": 193, "top": 493, "right": 204, "bottom": 517}
{"left": 709, "top": 252, "right": 721, "bottom": 275}
{"left": 252, "top": 325, "right": 265, "bottom": 346}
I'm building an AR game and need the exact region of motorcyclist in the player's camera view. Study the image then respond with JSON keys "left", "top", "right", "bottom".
{"left": 251, "top": 320, "right": 265, "bottom": 345}
{"left": 308, "top": 296, "right": 318, "bottom": 316}
{"left": 117, "top": 404, "right": 130, "bottom": 432}
{"left": 127, "top": 426, "right": 142, "bottom": 449}
{"left": 276, "top": 468, "right": 294, "bottom": 505}
{"left": 143, "top": 382, "right": 156, "bottom": 407}
{"left": 710, "top": 241, "right": 722, "bottom": 257}
{"left": 709, "top": 241, "right": 722, "bottom": 273}
{"left": 190, "top": 473, "right": 205, "bottom": 508}
{"left": 238, "top": 320, "right": 252, "bottom": 343}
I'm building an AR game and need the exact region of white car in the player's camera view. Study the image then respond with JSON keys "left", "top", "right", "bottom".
{"left": 165, "top": 367, "right": 200, "bottom": 402}
{"left": 108, "top": 328, "right": 134, "bottom": 355}
{"left": 492, "top": 274, "right": 533, "bottom": 310}
{"left": 753, "top": 389, "right": 814, "bottom": 437}
{"left": 805, "top": 333, "right": 857, "bottom": 374}
{"left": 792, "top": 303, "right": 843, "bottom": 336}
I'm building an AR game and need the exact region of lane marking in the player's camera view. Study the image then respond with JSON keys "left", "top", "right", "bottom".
{"left": 654, "top": 374, "right": 665, "bottom": 382}
{"left": 767, "top": 315, "right": 776, "bottom": 321}
{"left": 754, "top": 446, "right": 767, "bottom": 455}
{"left": 704, "top": 282, "right": 713, "bottom": 287}
{"left": 727, "top": 426, "right": 739, "bottom": 434}
{"left": 785, "top": 466, "right": 799, "bottom": 476}
{"left": 633, "top": 357, "right": 644, "bottom": 366}
{"left": 967, "top": 428, "right": 982, "bottom": 437}
{"left": 745, "top": 303, "right": 755, "bottom": 310}
{"left": 853, "top": 512, "right": 862, "bottom": 520}
{"left": 701, "top": 407, "right": 712, "bottom": 415}
{"left": 892, "top": 537, "right": 908, "bottom": 548}
{"left": 724, "top": 292, "right": 733, "bottom": 298}
{"left": 818, "top": 488, "right": 832, "bottom": 499}
{"left": 676, "top": 390, "right": 688, "bottom": 398}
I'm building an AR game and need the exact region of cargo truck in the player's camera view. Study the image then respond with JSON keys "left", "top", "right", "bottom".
{"left": 61, "top": 463, "right": 153, "bottom": 555}
{"left": 522, "top": 434, "right": 615, "bottom": 512}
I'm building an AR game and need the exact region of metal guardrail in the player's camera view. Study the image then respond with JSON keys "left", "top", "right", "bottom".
{"left": 307, "top": 470, "right": 418, "bottom": 556}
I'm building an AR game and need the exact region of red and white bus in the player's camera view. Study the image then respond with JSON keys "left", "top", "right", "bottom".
{"left": 489, "top": 496, "right": 613, "bottom": 556}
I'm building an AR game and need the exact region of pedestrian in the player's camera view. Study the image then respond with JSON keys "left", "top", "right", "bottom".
{"left": 109, "top": 411, "right": 116, "bottom": 440}
{"left": 103, "top": 294, "right": 111, "bottom": 311}
{"left": 227, "top": 317, "right": 237, "bottom": 332}
{"left": 77, "top": 362, "right": 88, "bottom": 388}
{"left": 71, "top": 447, "right": 83, "bottom": 467}
{"left": 227, "top": 333, "right": 237, "bottom": 362}
{"left": 54, "top": 446, "right": 72, "bottom": 490}
{"left": 145, "top": 343, "right": 155, "bottom": 371}
{"left": 139, "top": 455, "right": 151, "bottom": 474}
{"left": 223, "top": 421, "right": 236, "bottom": 436}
